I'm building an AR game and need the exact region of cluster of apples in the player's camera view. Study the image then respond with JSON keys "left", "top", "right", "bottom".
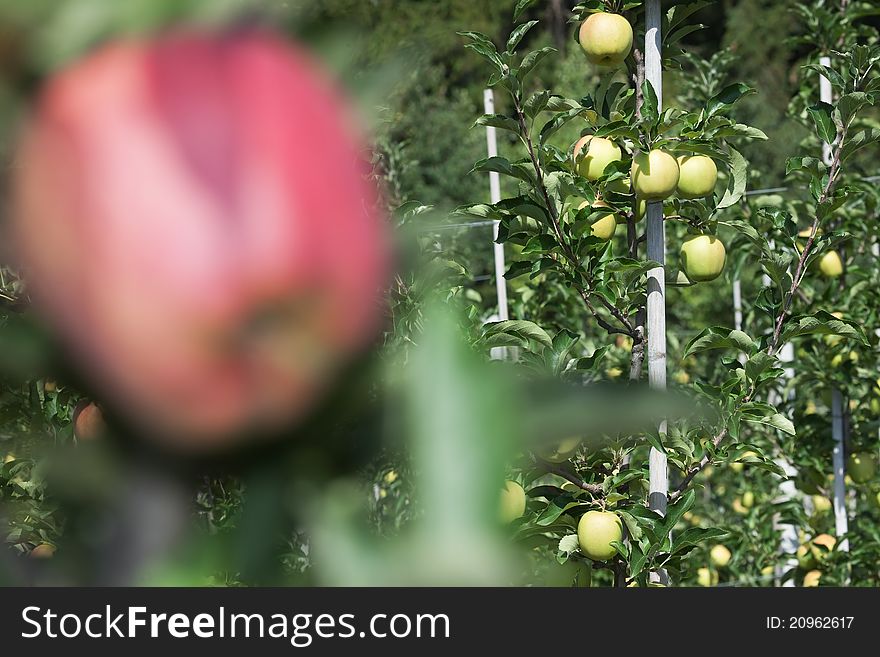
{"left": 574, "top": 12, "right": 726, "bottom": 284}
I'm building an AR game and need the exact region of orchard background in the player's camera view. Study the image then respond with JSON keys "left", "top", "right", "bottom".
{"left": 1, "top": 0, "right": 880, "bottom": 587}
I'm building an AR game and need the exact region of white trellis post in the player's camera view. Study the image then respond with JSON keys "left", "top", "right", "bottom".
{"left": 819, "top": 56, "right": 850, "bottom": 552}
{"left": 645, "top": 1, "right": 667, "bottom": 530}
{"left": 483, "top": 89, "right": 509, "bottom": 324}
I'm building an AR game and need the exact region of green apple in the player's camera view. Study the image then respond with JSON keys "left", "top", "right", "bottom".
{"left": 499, "top": 481, "right": 526, "bottom": 523}
{"left": 732, "top": 497, "right": 748, "bottom": 515}
{"left": 709, "top": 544, "right": 731, "bottom": 568}
{"left": 809, "top": 533, "right": 836, "bottom": 562}
{"left": 578, "top": 13, "right": 633, "bottom": 67}
{"left": 696, "top": 567, "right": 718, "bottom": 587}
{"left": 819, "top": 250, "right": 843, "bottom": 278}
{"left": 573, "top": 135, "right": 622, "bottom": 180}
{"left": 847, "top": 452, "right": 877, "bottom": 484}
{"left": 742, "top": 490, "right": 755, "bottom": 508}
{"left": 539, "top": 436, "right": 582, "bottom": 463}
{"left": 576, "top": 201, "right": 617, "bottom": 241}
{"left": 796, "top": 544, "right": 816, "bottom": 570}
{"left": 633, "top": 198, "right": 647, "bottom": 221}
{"left": 812, "top": 495, "right": 832, "bottom": 514}
{"left": 803, "top": 570, "right": 822, "bottom": 587}
{"left": 577, "top": 510, "right": 622, "bottom": 561}
{"left": 680, "top": 234, "right": 726, "bottom": 282}
{"left": 676, "top": 155, "right": 718, "bottom": 198}
{"left": 631, "top": 149, "right": 680, "bottom": 200}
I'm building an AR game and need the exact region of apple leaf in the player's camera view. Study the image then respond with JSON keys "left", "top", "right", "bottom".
{"left": 778, "top": 310, "right": 867, "bottom": 346}
{"left": 840, "top": 127, "right": 880, "bottom": 163}
{"left": 506, "top": 20, "right": 538, "bottom": 53}
{"left": 513, "top": 0, "right": 539, "bottom": 22}
{"left": 685, "top": 326, "right": 757, "bottom": 358}
{"left": 741, "top": 411, "right": 795, "bottom": 436}
{"left": 482, "top": 319, "right": 553, "bottom": 349}
{"left": 557, "top": 534, "right": 580, "bottom": 556}
{"left": 716, "top": 146, "right": 747, "bottom": 209}
{"left": 663, "top": 489, "right": 695, "bottom": 534}
{"left": 807, "top": 101, "right": 836, "bottom": 145}
{"left": 517, "top": 46, "right": 556, "bottom": 81}
{"left": 473, "top": 113, "right": 519, "bottom": 134}
{"left": 471, "top": 156, "right": 536, "bottom": 184}
{"left": 705, "top": 82, "right": 754, "bottom": 118}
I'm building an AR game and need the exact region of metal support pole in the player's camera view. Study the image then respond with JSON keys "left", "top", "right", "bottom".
{"left": 645, "top": 1, "right": 667, "bottom": 524}
{"left": 483, "top": 89, "right": 509, "bottom": 323}
{"left": 819, "top": 55, "right": 849, "bottom": 551}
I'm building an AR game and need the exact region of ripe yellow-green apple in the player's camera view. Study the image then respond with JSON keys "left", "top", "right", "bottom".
{"left": 633, "top": 198, "right": 647, "bottom": 221}
{"left": 812, "top": 495, "right": 832, "bottom": 514}
{"left": 696, "top": 567, "right": 718, "bottom": 587}
{"left": 680, "top": 235, "right": 726, "bottom": 282}
{"left": 499, "top": 481, "right": 526, "bottom": 523}
{"left": 803, "top": 570, "right": 822, "bottom": 587}
{"left": 578, "top": 13, "right": 633, "bottom": 67}
{"left": 830, "top": 349, "right": 858, "bottom": 367}
{"left": 2, "top": 454, "right": 14, "bottom": 464}
{"left": 631, "top": 149, "right": 679, "bottom": 200}
{"left": 577, "top": 201, "right": 617, "bottom": 241}
{"left": 573, "top": 136, "right": 622, "bottom": 180}
{"left": 731, "top": 497, "right": 748, "bottom": 515}
{"left": 577, "top": 510, "right": 622, "bottom": 561}
{"left": 538, "top": 436, "right": 582, "bottom": 463}
{"left": 809, "top": 534, "right": 836, "bottom": 562}
{"left": 742, "top": 490, "right": 755, "bottom": 508}
{"left": 710, "top": 544, "right": 731, "bottom": 568}
{"left": 760, "top": 565, "right": 774, "bottom": 577}
{"left": 819, "top": 251, "right": 843, "bottom": 278}
{"left": 847, "top": 452, "right": 877, "bottom": 483}
{"left": 43, "top": 380, "right": 57, "bottom": 393}
{"left": 796, "top": 544, "right": 816, "bottom": 569}
{"left": 676, "top": 155, "right": 718, "bottom": 198}
{"left": 29, "top": 543, "right": 55, "bottom": 559}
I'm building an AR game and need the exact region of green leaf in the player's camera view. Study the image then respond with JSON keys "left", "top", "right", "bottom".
{"left": 519, "top": 46, "right": 557, "bottom": 81}
{"left": 716, "top": 146, "right": 747, "bottom": 209}
{"left": 471, "top": 156, "right": 535, "bottom": 184}
{"left": 507, "top": 20, "right": 538, "bottom": 53}
{"left": 706, "top": 83, "right": 754, "bottom": 118}
{"left": 482, "top": 320, "right": 553, "bottom": 348}
{"left": 836, "top": 92, "right": 871, "bottom": 126}
{"left": 558, "top": 534, "right": 580, "bottom": 556}
{"left": 473, "top": 114, "right": 520, "bottom": 133}
{"left": 663, "top": 489, "right": 695, "bottom": 533}
{"left": 507, "top": 21, "right": 538, "bottom": 54}
{"left": 807, "top": 101, "right": 836, "bottom": 145}
{"left": 513, "top": 0, "right": 539, "bottom": 21}
{"left": 685, "top": 327, "right": 757, "bottom": 358}
{"left": 779, "top": 311, "right": 868, "bottom": 345}
{"left": 840, "top": 128, "right": 880, "bottom": 163}
{"left": 741, "top": 411, "right": 795, "bottom": 436}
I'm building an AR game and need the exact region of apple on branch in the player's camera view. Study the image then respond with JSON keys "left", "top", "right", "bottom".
{"left": 573, "top": 135, "right": 622, "bottom": 181}
{"left": 631, "top": 149, "right": 680, "bottom": 200}
{"left": 676, "top": 155, "right": 718, "bottom": 198}
{"left": 680, "top": 234, "right": 727, "bottom": 282}
{"left": 578, "top": 13, "right": 633, "bottom": 68}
